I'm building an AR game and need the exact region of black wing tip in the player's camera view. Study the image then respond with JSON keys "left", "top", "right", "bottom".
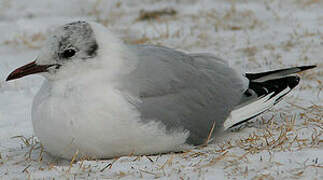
{"left": 286, "top": 75, "right": 300, "bottom": 89}
{"left": 297, "top": 65, "right": 317, "bottom": 71}
{"left": 248, "top": 76, "right": 300, "bottom": 100}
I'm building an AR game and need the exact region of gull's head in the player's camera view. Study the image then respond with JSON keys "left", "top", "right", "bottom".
{"left": 6, "top": 21, "right": 127, "bottom": 81}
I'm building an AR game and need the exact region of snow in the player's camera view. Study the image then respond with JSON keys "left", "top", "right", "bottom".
{"left": 0, "top": 0, "right": 322, "bottom": 179}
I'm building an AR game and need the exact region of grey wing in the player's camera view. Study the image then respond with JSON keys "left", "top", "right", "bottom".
{"left": 121, "top": 45, "right": 246, "bottom": 145}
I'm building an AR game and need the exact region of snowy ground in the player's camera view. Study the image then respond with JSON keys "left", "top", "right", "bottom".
{"left": 0, "top": 0, "right": 322, "bottom": 179}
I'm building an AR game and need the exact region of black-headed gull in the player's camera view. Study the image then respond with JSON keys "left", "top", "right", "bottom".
{"left": 6, "top": 21, "right": 316, "bottom": 159}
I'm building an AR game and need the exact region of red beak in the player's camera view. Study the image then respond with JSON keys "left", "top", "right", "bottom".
{"left": 6, "top": 61, "right": 56, "bottom": 81}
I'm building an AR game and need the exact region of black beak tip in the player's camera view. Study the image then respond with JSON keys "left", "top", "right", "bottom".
{"left": 6, "top": 73, "right": 16, "bottom": 81}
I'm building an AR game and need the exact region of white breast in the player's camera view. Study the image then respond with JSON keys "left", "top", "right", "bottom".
{"left": 32, "top": 77, "right": 189, "bottom": 159}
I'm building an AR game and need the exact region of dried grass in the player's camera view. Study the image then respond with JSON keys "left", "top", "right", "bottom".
{"left": 138, "top": 8, "right": 177, "bottom": 21}
{"left": 3, "top": 32, "right": 45, "bottom": 49}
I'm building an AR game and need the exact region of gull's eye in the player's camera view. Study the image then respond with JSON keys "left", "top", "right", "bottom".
{"left": 61, "top": 49, "right": 76, "bottom": 59}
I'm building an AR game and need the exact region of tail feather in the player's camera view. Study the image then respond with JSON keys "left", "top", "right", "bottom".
{"left": 224, "top": 65, "right": 316, "bottom": 130}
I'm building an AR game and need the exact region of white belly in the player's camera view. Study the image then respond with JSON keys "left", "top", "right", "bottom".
{"left": 32, "top": 79, "right": 189, "bottom": 159}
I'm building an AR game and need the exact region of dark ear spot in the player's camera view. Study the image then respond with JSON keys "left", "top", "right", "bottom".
{"left": 87, "top": 43, "right": 98, "bottom": 57}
